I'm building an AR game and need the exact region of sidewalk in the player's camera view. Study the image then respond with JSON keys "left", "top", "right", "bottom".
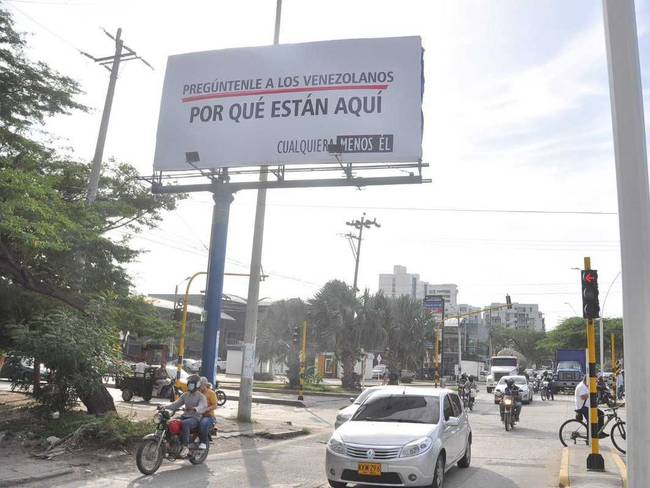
{"left": 559, "top": 446, "right": 627, "bottom": 488}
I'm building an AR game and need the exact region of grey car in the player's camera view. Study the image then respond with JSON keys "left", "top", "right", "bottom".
{"left": 326, "top": 387, "right": 472, "bottom": 488}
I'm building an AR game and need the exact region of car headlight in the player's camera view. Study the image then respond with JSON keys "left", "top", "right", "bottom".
{"left": 400, "top": 437, "right": 433, "bottom": 458}
{"left": 153, "top": 412, "right": 162, "bottom": 424}
{"left": 327, "top": 436, "right": 346, "bottom": 455}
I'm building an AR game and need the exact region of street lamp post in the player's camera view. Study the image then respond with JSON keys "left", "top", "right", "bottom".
{"left": 599, "top": 271, "right": 621, "bottom": 372}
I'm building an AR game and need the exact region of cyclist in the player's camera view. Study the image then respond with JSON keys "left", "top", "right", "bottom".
{"left": 542, "top": 370, "right": 555, "bottom": 400}
{"left": 575, "top": 375, "right": 606, "bottom": 438}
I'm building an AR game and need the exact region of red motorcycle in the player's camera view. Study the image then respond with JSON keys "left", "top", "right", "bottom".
{"left": 135, "top": 407, "right": 211, "bottom": 475}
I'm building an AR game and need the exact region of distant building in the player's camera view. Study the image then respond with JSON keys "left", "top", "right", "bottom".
{"left": 483, "top": 302, "right": 545, "bottom": 332}
{"left": 378, "top": 265, "right": 458, "bottom": 306}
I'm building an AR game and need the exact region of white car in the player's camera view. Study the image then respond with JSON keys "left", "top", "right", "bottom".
{"left": 371, "top": 364, "right": 388, "bottom": 379}
{"left": 493, "top": 375, "right": 533, "bottom": 404}
{"left": 335, "top": 386, "right": 403, "bottom": 429}
{"left": 326, "top": 387, "right": 472, "bottom": 488}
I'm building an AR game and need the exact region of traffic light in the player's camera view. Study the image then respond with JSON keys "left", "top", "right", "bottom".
{"left": 506, "top": 294, "right": 512, "bottom": 310}
{"left": 292, "top": 326, "right": 300, "bottom": 347}
{"left": 581, "top": 270, "right": 600, "bottom": 319}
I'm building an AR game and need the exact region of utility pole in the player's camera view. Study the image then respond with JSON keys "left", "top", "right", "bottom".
{"left": 82, "top": 28, "right": 153, "bottom": 203}
{"left": 345, "top": 213, "right": 380, "bottom": 292}
{"left": 238, "top": 0, "right": 282, "bottom": 423}
{"left": 602, "top": 2, "right": 650, "bottom": 485}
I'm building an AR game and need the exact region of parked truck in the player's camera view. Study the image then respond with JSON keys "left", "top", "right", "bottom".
{"left": 554, "top": 349, "right": 586, "bottom": 392}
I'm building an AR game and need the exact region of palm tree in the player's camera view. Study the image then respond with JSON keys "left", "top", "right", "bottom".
{"left": 308, "top": 280, "right": 360, "bottom": 389}
{"left": 256, "top": 298, "right": 305, "bottom": 385}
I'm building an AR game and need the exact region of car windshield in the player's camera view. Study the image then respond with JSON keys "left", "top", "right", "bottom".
{"left": 492, "top": 357, "right": 517, "bottom": 367}
{"left": 353, "top": 388, "right": 376, "bottom": 405}
{"left": 558, "top": 361, "right": 581, "bottom": 370}
{"left": 498, "top": 376, "right": 527, "bottom": 385}
{"left": 352, "top": 395, "right": 440, "bottom": 424}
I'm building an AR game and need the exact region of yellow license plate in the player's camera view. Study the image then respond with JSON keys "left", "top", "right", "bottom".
{"left": 358, "top": 463, "right": 381, "bottom": 476}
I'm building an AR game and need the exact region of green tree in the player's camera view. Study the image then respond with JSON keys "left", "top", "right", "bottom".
{"left": 0, "top": 8, "right": 180, "bottom": 414}
{"left": 538, "top": 317, "right": 623, "bottom": 369}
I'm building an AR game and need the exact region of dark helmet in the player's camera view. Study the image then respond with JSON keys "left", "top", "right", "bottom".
{"left": 187, "top": 374, "right": 201, "bottom": 393}
{"left": 506, "top": 378, "right": 515, "bottom": 387}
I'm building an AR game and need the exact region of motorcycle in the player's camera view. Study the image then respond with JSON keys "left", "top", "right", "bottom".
{"left": 135, "top": 407, "right": 211, "bottom": 475}
{"left": 532, "top": 378, "right": 540, "bottom": 394}
{"left": 500, "top": 393, "right": 516, "bottom": 431}
{"left": 214, "top": 381, "right": 227, "bottom": 406}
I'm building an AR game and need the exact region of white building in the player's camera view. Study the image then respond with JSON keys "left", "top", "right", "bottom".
{"left": 484, "top": 302, "right": 545, "bottom": 332}
{"left": 378, "top": 265, "right": 458, "bottom": 306}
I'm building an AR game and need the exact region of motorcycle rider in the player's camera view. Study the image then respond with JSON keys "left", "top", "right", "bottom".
{"left": 163, "top": 374, "right": 208, "bottom": 457}
{"left": 458, "top": 373, "right": 470, "bottom": 405}
{"left": 500, "top": 378, "right": 522, "bottom": 422}
{"left": 541, "top": 370, "right": 555, "bottom": 400}
{"left": 467, "top": 375, "right": 478, "bottom": 407}
{"left": 198, "top": 376, "right": 218, "bottom": 449}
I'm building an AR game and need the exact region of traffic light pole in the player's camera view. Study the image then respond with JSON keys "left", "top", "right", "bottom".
{"left": 584, "top": 257, "right": 605, "bottom": 472}
{"left": 298, "top": 320, "right": 307, "bottom": 401}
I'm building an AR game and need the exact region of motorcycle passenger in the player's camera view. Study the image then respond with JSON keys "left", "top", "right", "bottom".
{"left": 198, "top": 376, "right": 218, "bottom": 449}
{"left": 500, "top": 378, "right": 522, "bottom": 421}
{"left": 163, "top": 374, "right": 208, "bottom": 457}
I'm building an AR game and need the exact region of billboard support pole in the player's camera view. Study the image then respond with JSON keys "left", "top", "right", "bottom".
{"left": 602, "top": 1, "right": 650, "bottom": 485}
{"left": 201, "top": 187, "right": 234, "bottom": 385}
{"left": 238, "top": 0, "right": 282, "bottom": 423}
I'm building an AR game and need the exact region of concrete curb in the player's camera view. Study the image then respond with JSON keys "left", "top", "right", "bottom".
{"left": 219, "top": 384, "right": 355, "bottom": 399}
{"left": 559, "top": 447, "right": 570, "bottom": 488}
{"left": 223, "top": 392, "right": 305, "bottom": 408}
{"left": 0, "top": 467, "right": 73, "bottom": 487}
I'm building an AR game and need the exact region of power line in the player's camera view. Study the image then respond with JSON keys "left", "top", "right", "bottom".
{"left": 5, "top": 2, "right": 85, "bottom": 52}
{"left": 267, "top": 203, "right": 618, "bottom": 216}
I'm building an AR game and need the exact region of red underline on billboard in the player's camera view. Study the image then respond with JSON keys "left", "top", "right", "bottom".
{"left": 181, "top": 84, "right": 389, "bottom": 103}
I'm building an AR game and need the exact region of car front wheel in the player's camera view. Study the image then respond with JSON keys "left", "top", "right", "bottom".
{"left": 458, "top": 438, "right": 471, "bottom": 468}
{"left": 432, "top": 452, "right": 445, "bottom": 488}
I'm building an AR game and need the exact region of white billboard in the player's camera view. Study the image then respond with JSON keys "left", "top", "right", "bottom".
{"left": 153, "top": 36, "right": 423, "bottom": 171}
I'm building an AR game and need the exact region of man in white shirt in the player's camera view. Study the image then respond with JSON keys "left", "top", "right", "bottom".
{"left": 575, "top": 375, "right": 590, "bottom": 418}
{"left": 575, "top": 375, "right": 606, "bottom": 438}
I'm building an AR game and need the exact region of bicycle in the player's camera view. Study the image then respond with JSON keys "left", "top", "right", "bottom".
{"left": 558, "top": 406, "right": 626, "bottom": 454}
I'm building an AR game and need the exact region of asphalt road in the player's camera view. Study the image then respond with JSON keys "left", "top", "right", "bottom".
{"left": 36, "top": 388, "right": 592, "bottom": 487}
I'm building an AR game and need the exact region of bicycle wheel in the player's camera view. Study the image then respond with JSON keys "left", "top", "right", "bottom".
{"left": 541, "top": 389, "right": 547, "bottom": 401}
{"left": 611, "top": 421, "right": 626, "bottom": 454}
{"left": 559, "top": 419, "right": 589, "bottom": 447}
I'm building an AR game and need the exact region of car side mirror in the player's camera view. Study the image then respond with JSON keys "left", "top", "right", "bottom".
{"left": 349, "top": 397, "right": 355, "bottom": 403}
{"left": 446, "top": 416, "right": 460, "bottom": 426}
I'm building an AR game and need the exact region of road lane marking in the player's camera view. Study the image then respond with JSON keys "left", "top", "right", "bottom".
{"left": 559, "top": 447, "right": 570, "bottom": 488}
{"left": 610, "top": 451, "right": 627, "bottom": 488}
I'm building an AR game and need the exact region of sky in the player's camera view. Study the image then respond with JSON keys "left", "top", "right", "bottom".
{"left": 4, "top": 0, "right": 650, "bottom": 329}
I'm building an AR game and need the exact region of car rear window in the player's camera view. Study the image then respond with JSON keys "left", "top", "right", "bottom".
{"left": 353, "top": 395, "right": 440, "bottom": 424}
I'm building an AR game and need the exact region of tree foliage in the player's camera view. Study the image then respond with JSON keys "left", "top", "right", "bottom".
{"left": 0, "top": 8, "right": 180, "bottom": 414}
{"left": 538, "top": 317, "right": 623, "bottom": 368}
